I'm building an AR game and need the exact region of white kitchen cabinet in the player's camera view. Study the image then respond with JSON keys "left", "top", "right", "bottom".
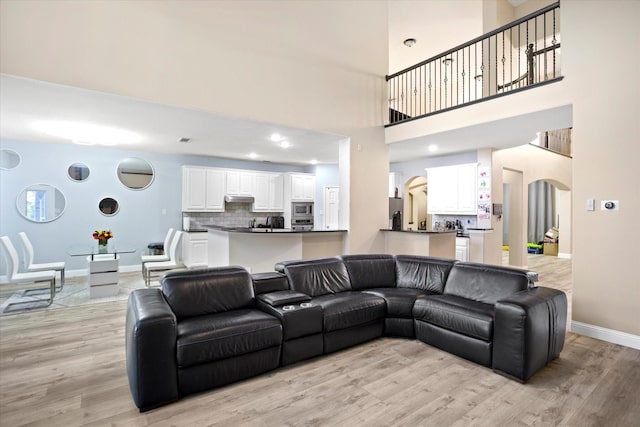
{"left": 455, "top": 237, "right": 470, "bottom": 262}
{"left": 182, "top": 166, "right": 226, "bottom": 211}
{"left": 252, "top": 173, "right": 284, "bottom": 212}
{"left": 289, "top": 174, "right": 315, "bottom": 201}
{"left": 427, "top": 164, "right": 477, "bottom": 214}
{"left": 182, "top": 232, "right": 209, "bottom": 268}
{"left": 226, "top": 170, "right": 254, "bottom": 196}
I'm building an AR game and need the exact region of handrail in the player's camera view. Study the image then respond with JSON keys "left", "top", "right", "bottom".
{"left": 386, "top": 1, "right": 560, "bottom": 81}
{"left": 386, "top": 2, "right": 562, "bottom": 126}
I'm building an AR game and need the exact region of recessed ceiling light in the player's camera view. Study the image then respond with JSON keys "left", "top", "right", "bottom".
{"left": 178, "top": 137, "right": 191, "bottom": 143}
{"left": 310, "top": 159, "right": 318, "bottom": 165}
{"left": 269, "top": 133, "right": 282, "bottom": 142}
{"left": 280, "top": 140, "right": 291, "bottom": 149}
{"left": 428, "top": 144, "right": 438, "bottom": 152}
{"left": 248, "top": 152, "right": 258, "bottom": 159}
{"left": 32, "top": 120, "right": 142, "bottom": 145}
{"left": 404, "top": 38, "right": 417, "bottom": 47}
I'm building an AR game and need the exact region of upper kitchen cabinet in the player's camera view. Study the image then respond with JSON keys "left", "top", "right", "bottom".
{"left": 182, "top": 166, "right": 226, "bottom": 211}
{"left": 253, "top": 173, "right": 284, "bottom": 212}
{"left": 226, "top": 170, "right": 254, "bottom": 196}
{"left": 287, "top": 173, "right": 315, "bottom": 201}
{"left": 427, "top": 164, "right": 477, "bottom": 215}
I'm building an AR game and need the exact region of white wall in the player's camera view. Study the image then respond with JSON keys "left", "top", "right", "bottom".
{"left": 0, "top": 0, "right": 390, "bottom": 258}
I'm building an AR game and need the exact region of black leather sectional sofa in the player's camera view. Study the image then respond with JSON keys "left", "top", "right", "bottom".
{"left": 126, "top": 255, "right": 567, "bottom": 411}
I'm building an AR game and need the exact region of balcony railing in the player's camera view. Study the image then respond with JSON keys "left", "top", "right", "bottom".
{"left": 386, "top": 2, "right": 562, "bottom": 126}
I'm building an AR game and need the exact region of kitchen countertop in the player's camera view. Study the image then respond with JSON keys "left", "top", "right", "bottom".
{"left": 380, "top": 229, "right": 457, "bottom": 234}
{"left": 204, "top": 225, "right": 347, "bottom": 234}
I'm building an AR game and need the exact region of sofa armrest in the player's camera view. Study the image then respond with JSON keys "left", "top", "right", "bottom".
{"left": 257, "top": 290, "right": 311, "bottom": 307}
{"left": 493, "top": 286, "right": 567, "bottom": 383}
{"left": 126, "top": 289, "right": 179, "bottom": 411}
{"left": 252, "top": 272, "right": 289, "bottom": 295}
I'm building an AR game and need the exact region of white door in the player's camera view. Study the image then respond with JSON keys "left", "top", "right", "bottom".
{"left": 324, "top": 187, "right": 340, "bottom": 230}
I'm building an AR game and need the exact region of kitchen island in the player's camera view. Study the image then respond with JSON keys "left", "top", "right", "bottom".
{"left": 206, "top": 226, "right": 347, "bottom": 273}
{"left": 380, "top": 229, "right": 456, "bottom": 258}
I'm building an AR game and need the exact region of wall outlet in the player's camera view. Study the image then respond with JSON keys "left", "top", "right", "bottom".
{"left": 601, "top": 200, "right": 619, "bottom": 211}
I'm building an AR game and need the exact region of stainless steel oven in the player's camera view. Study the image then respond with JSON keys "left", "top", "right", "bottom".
{"left": 291, "top": 202, "right": 314, "bottom": 231}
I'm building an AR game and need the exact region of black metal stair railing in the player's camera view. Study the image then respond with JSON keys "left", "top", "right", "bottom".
{"left": 386, "top": 2, "right": 562, "bottom": 126}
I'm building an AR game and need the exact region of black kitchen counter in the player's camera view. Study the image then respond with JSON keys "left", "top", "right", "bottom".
{"left": 205, "top": 225, "right": 347, "bottom": 234}
{"left": 380, "top": 229, "right": 457, "bottom": 234}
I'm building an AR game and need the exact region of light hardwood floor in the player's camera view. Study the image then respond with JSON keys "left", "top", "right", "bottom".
{"left": 0, "top": 256, "right": 638, "bottom": 426}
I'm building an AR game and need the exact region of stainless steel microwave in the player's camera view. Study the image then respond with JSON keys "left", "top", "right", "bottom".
{"left": 292, "top": 202, "right": 313, "bottom": 217}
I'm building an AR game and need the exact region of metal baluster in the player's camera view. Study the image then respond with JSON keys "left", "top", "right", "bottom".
{"left": 544, "top": 11, "right": 547, "bottom": 80}
{"left": 552, "top": 7, "right": 557, "bottom": 78}
{"left": 510, "top": 27, "right": 513, "bottom": 91}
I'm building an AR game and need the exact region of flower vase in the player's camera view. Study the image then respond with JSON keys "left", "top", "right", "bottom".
{"left": 98, "top": 240, "right": 108, "bottom": 254}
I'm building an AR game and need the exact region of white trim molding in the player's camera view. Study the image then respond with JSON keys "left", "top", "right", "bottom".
{"left": 571, "top": 321, "right": 640, "bottom": 350}
{"left": 558, "top": 252, "right": 572, "bottom": 259}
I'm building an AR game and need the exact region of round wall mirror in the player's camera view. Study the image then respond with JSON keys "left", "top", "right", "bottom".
{"left": 99, "top": 197, "right": 119, "bottom": 216}
{"left": 0, "top": 149, "right": 21, "bottom": 170}
{"left": 16, "top": 184, "right": 66, "bottom": 223}
{"left": 68, "top": 162, "right": 90, "bottom": 182}
{"left": 117, "top": 157, "right": 154, "bottom": 190}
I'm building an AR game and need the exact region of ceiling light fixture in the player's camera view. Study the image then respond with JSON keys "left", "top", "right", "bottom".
{"left": 248, "top": 152, "right": 258, "bottom": 159}
{"left": 269, "top": 133, "right": 282, "bottom": 142}
{"left": 403, "top": 38, "right": 417, "bottom": 47}
{"left": 474, "top": 74, "right": 483, "bottom": 81}
{"left": 442, "top": 58, "right": 453, "bottom": 65}
{"left": 280, "top": 140, "right": 291, "bottom": 149}
{"left": 428, "top": 144, "right": 438, "bottom": 153}
{"left": 178, "top": 137, "right": 192, "bottom": 143}
{"left": 32, "top": 120, "right": 142, "bottom": 146}
{"left": 310, "top": 159, "right": 318, "bottom": 165}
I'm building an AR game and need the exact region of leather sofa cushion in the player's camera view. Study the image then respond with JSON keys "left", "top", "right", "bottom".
{"left": 395, "top": 255, "right": 456, "bottom": 293}
{"left": 176, "top": 309, "right": 282, "bottom": 368}
{"left": 312, "top": 292, "right": 386, "bottom": 332}
{"left": 162, "top": 267, "right": 254, "bottom": 319}
{"left": 277, "top": 257, "right": 351, "bottom": 297}
{"left": 444, "top": 263, "right": 530, "bottom": 305}
{"left": 340, "top": 254, "right": 396, "bottom": 290}
{"left": 413, "top": 295, "right": 494, "bottom": 342}
{"left": 363, "top": 287, "right": 431, "bottom": 318}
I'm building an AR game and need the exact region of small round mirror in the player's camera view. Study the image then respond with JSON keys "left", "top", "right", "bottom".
{"left": 16, "top": 184, "right": 66, "bottom": 222}
{"left": 117, "top": 157, "right": 154, "bottom": 190}
{"left": 99, "top": 197, "right": 119, "bottom": 216}
{"left": 0, "top": 149, "right": 21, "bottom": 170}
{"left": 68, "top": 162, "right": 90, "bottom": 182}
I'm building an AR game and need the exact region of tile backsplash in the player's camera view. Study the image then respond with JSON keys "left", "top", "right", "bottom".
{"left": 432, "top": 214, "right": 477, "bottom": 232}
{"left": 184, "top": 203, "right": 283, "bottom": 229}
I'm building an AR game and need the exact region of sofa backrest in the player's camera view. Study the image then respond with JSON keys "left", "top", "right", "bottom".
{"left": 443, "top": 262, "right": 530, "bottom": 304}
{"left": 340, "top": 254, "right": 396, "bottom": 290}
{"left": 275, "top": 257, "right": 351, "bottom": 297}
{"left": 161, "top": 266, "right": 254, "bottom": 319}
{"left": 395, "top": 255, "right": 456, "bottom": 293}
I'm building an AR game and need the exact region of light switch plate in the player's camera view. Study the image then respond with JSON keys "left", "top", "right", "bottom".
{"left": 601, "top": 200, "right": 620, "bottom": 211}
{"left": 586, "top": 199, "right": 594, "bottom": 211}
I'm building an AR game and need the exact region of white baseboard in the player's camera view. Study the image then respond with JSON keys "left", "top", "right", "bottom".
{"left": 558, "top": 252, "right": 572, "bottom": 259}
{"left": 571, "top": 321, "right": 640, "bottom": 350}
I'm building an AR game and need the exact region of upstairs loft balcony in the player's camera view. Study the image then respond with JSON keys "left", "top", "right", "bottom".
{"left": 386, "top": 2, "right": 563, "bottom": 127}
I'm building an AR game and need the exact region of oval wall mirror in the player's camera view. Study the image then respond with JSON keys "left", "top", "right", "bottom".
{"left": 117, "top": 157, "right": 154, "bottom": 190}
{"left": 0, "top": 149, "right": 21, "bottom": 170}
{"left": 68, "top": 162, "right": 90, "bottom": 182}
{"left": 99, "top": 197, "right": 119, "bottom": 216}
{"left": 16, "top": 184, "right": 67, "bottom": 223}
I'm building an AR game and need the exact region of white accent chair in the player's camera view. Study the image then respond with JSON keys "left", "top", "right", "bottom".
{"left": 18, "top": 232, "right": 66, "bottom": 293}
{"left": 140, "top": 228, "right": 174, "bottom": 274}
{"left": 142, "top": 231, "right": 184, "bottom": 287}
{"left": 1, "top": 236, "right": 56, "bottom": 313}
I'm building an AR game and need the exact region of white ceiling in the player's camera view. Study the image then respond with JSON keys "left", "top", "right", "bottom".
{"left": 1, "top": 73, "right": 569, "bottom": 166}
{"left": 0, "top": 75, "right": 346, "bottom": 166}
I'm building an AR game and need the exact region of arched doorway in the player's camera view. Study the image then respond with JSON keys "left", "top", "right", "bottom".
{"left": 403, "top": 176, "right": 428, "bottom": 231}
